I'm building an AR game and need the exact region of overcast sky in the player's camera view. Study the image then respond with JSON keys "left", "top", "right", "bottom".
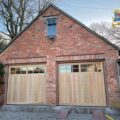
{"left": 57, "top": 0, "right": 120, "bottom": 26}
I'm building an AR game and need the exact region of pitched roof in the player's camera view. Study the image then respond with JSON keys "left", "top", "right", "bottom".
{"left": 0, "top": 4, "right": 120, "bottom": 54}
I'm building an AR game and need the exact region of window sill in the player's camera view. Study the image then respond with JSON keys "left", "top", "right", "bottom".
{"left": 47, "top": 35, "right": 56, "bottom": 40}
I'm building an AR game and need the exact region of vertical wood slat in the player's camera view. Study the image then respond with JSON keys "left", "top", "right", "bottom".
{"left": 7, "top": 65, "right": 46, "bottom": 104}
{"left": 59, "top": 62, "right": 106, "bottom": 106}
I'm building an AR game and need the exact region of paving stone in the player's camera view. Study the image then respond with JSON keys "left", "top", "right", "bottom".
{"left": 58, "top": 108, "right": 72, "bottom": 120}
{"left": 93, "top": 110, "right": 106, "bottom": 120}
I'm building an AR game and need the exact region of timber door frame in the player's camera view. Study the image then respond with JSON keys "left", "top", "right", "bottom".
{"left": 57, "top": 61, "right": 107, "bottom": 107}
{"left": 7, "top": 64, "right": 47, "bottom": 105}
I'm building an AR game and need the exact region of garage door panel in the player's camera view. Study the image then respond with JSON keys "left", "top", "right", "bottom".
{"left": 20, "top": 76, "right": 28, "bottom": 102}
{"left": 15, "top": 76, "right": 25, "bottom": 102}
{"left": 59, "top": 62, "right": 106, "bottom": 106}
{"left": 83, "top": 72, "right": 94, "bottom": 105}
{"left": 93, "top": 72, "right": 106, "bottom": 106}
{"left": 7, "top": 65, "right": 46, "bottom": 104}
{"left": 73, "top": 73, "right": 80, "bottom": 105}
{"left": 7, "top": 76, "right": 14, "bottom": 103}
{"left": 7, "top": 75, "right": 29, "bottom": 104}
{"left": 59, "top": 73, "right": 67, "bottom": 104}
{"left": 28, "top": 74, "right": 46, "bottom": 104}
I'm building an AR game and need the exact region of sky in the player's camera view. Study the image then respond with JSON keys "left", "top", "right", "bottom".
{"left": 0, "top": 0, "right": 120, "bottom": 32}
{"left": 57, "top": 0, "right": 120, "bottom": 26}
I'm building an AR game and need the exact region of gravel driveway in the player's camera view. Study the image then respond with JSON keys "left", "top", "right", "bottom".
{"left": 0, "top": 105, "right": 119, "bottom": 120}
{"left": 0, "top": 111, "right": 93, "bottom": 120}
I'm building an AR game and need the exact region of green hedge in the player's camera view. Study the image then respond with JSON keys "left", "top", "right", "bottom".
{"left": 0, "top": 63, "right": 5, "bottom": 85}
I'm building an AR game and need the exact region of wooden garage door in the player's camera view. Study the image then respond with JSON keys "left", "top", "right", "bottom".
{"left": 59, "top": 62, "right": 106, "bottom": 106}
{"left": 7, "top": 65, "right": 46, "bottom": 104}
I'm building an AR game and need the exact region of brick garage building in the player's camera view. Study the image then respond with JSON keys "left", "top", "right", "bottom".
{"left": 0, "top": 4, "right": 120, "bottom": 106}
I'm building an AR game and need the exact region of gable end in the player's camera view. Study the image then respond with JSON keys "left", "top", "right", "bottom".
{"left": 0, "top": 4, "right": 120, "bottom": 54}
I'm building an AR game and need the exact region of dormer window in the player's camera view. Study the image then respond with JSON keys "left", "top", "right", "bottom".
{"left": 46, "top": 18, "right": 56, "bottom": 38}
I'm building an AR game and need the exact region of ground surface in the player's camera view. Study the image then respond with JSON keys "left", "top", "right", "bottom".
{"left": 0, "top": 111, "right": 93, "bottom": 120}
{"left": 0, "top": 105, "right": 119, "bottom": 120}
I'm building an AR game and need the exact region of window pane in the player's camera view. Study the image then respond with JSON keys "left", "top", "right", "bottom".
{"left": 47, "top": 18, "right": 56, "bottom": 36}
{"left": 47, "top": 19, "right": 52, "bottom": 25}
{"left": 59, "top": 65, "right": 72, "bottom": 73}
{"left": 81, "top": 68, "right": 87, "bottom": 72}
{"left": 34, "top": 67, "right": 39, "bottom": 73}
{"left": 16, "top": 67, "right": 20, "bottom": 74}
{"left": 95, "top": 63, "right": 102, "bottom": 72}
{"left": 11, "top": 68, "right": 16, "bottom": 74}
{"left": 87, "top": 64, "right": 95, "bottom": 72}
{"left": 72, "top": 65, "right": 79, "bottom": 72}
{"left": 81, "top": 64, "right": 87, "bottom": 72}
{"left": 52, "top": 18, "right": 56, "bottom": 24}
{"left": 28, "top": 67, "right": 34, "bottom": 74}
{"left": 48, "top": 25, "right": 56, "bottom": 36}
{"left": 81, "top": 64, "right": 87, "bottom": 68}
{"left": 81, "top": 64, "right": 96, "bottom": 72}
{"left": 67, "top": 65, "right": 72, "bottom": 72}
{"left": 21, "top": 67, "right": 27, "bottom": 74}
{"left": 39, "top": 67, "right": 45, "bottom": 73}
{"left": 34, "top": 67, "right": 45, "bottom": 73}
{"left": 59, "top": 65, "right": 66, "bottom": 73}
{"left": 73, "top": 65, "right": 79, "bottom": 69}
{"left": 28, "top": 66, "right": 45, "bottom": 74}
{"left": 47, "top": 18, "right": 56, "bottom": 25}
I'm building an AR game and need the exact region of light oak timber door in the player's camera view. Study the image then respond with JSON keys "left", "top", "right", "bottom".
{"left": 7, "top": 65, "right": 46, "bottom": 104}
{"left": 58, "top": 62, "right": 106, "bottom": 106}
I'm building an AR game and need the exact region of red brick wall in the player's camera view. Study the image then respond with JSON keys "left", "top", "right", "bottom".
{"left": 0, "top": 6, "right": 119, "bottom": 106}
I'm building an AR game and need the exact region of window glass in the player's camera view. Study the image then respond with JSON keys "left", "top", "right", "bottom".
{"left": 66, "top": 65, "right": 72, "bottom": 72}
{"left": 81, "top": 64, "right": 95, "bottom": 72}
{"left": 48, "top": 25, "right": 56, "bottom": 36}
{"left": 72, "top": 65, "right": 79, "bottom": 72}
{"left": 10, "top": 66, "right": 45, "bottom": 74}
{"left": 81, "top": 64, "right": 87, "bottom": 72}
{"left": 47, "top": 18, "right": 56, "bottom": 36}
{"left": 28, "top": 66, "right": 45, "bottom": 74}
{"left": 95, "top": 63, "right": 102, "bottom": 72}
{"left": 28, "top": 67, "right": 35, "bottom": 74}
{"left": 34, "top": 67, "right": 39, "bottom": 73}
{"left": 21, "top": 67, "right": 27, "bottom": 74}
{"left": 87, "top": 64, "right": 95, "bottom": 72}
{"left": 37, "top": 67, "right": 45, "bottom": 73}
{"left": 59, "top": 65, "right": 66, "bottom": 73}
{"left": 59, "top": 65, "right": 72, "bottom": 73}
{"left": 34, "top": 67, "right": 45, "bottom": 73}
{"left": 11, "top": 68, "right": 16, "bottom": 74}
{"left": 47, "top": 18, "right": 56, "bottom": 25}
{"left": 16, "top": 67, "right": 21, "bottom": 74}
